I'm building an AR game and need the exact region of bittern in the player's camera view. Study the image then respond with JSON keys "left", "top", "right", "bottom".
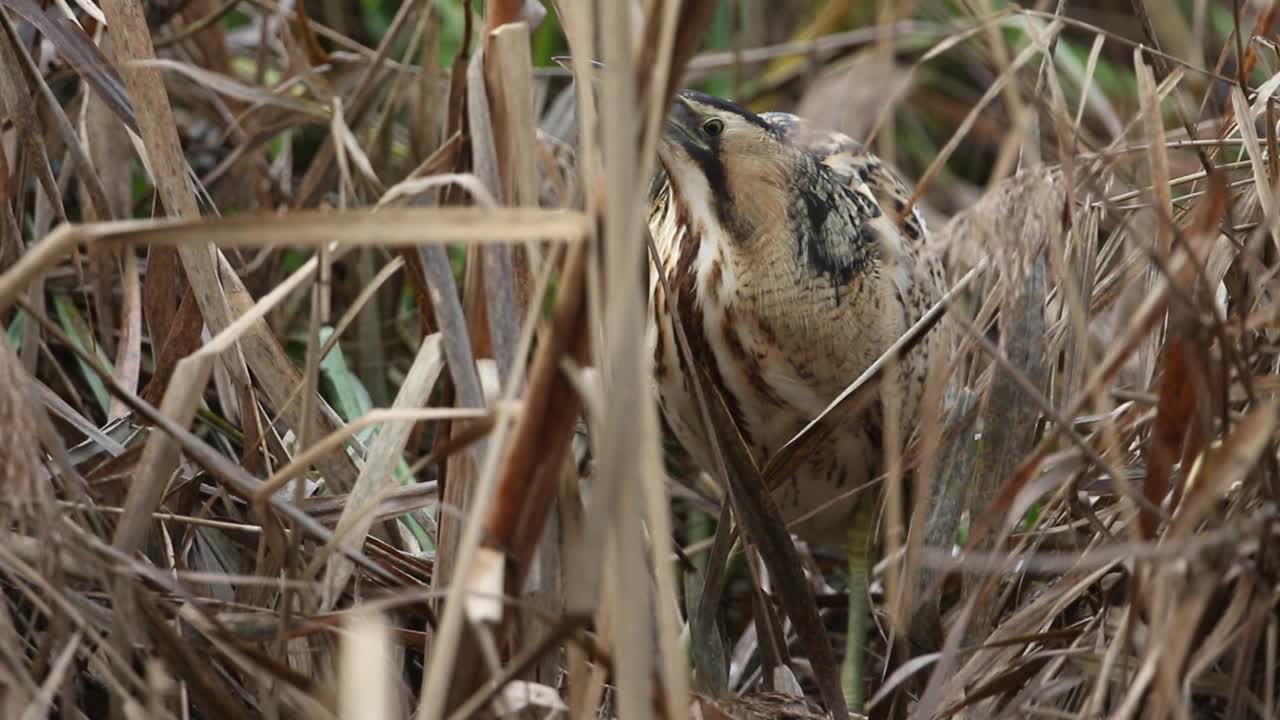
{"left": 647, "top": 91, "right": 948, "bottom": 711}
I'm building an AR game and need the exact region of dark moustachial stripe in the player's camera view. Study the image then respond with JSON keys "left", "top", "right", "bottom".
{"left": 692, "top": 147, "right": 729, "bottom": 212}
{"left": 668, "top": 93, "right": 759, "bottom": 240}
{"left": 678, "top": 138, "right": 750, "bottom": 241}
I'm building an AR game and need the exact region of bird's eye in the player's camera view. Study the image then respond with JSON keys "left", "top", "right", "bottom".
{"left": 702, "top": 118, "right": 725, "bottom": 137}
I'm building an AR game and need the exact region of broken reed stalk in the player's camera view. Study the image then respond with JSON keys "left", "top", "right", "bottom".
{"left": 420, "top": 4, "right": 720, "bottom": 718}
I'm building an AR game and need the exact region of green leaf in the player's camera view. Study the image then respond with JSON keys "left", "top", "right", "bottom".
{"left": 6, "top": 311, "right": 24, "bottom": 352}
{"left": 52, "top": 294, "right": 113, "bottom": 416}
{"left": 435, "top": 0, "right": 467, "bottom": 68}
{"left": 316, "top": 325, "right": 434, "bottom": 549}
{"left": 360, "top": 0, "right": 392, "bottom": 37}
{"left": 531, "top": 10, "right": 565, "bottom": 65}
{"left": 318, "top": 326, "right": 375, "bottom": 434}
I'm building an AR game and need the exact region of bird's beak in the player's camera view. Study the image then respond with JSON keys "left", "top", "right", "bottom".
{"left": 661, "top": 95, "right": 707, "bottom": 154}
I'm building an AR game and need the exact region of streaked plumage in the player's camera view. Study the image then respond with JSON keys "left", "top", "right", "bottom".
{"left": 535, "top": 86, "right": 948, "bottom": 712}
{"left": 647, "top": 90, "right": 948, "bottom": 548}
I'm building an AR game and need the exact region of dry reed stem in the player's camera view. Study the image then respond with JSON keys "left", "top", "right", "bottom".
{"left": 8, "top": 2, "right": 1280, "bottom": 718}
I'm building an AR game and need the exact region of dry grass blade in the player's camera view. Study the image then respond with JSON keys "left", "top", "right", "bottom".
{"left": 470, "top": 24, "right": 530, "bottom": 378}
{"left": 902, "top": 18, "right": 1062, "bottom": 218}
{"left": 21, "top": 305, "right": 399, "bottom": 582}
{"left": 338, "top": 610, "right": 396, "bottom": 720}
{"left": 909, "top": 384, "right": 976, "bottom": 654}
{"left": 945, "top": 167, "right": 1058, "bottom": 647}
{"left": 320, "top": 334, "right": 444, "bottom": 607}
{"left": 137, "top": 58, "right": 330, "bottom": 118}
{"left": 697, "top": 372, "right": 848, "bottom": 718}
{"left": 2, "top": 0, "right": 139, "bottom": 133}
{"left": 591, "top": 2, "right": 665, "bottom": 719}
{"left": 1173, "top": 402, "right": 1277, "bottom": 536}
{"left": 11, "top": 2, "right": 1280, "bottom": 718}
{"left": 0, "top": 208, "right": 588, "bottom": 311}
{"left": 95, "top": 0, "right": 382, "bottom": 527}
{"left": 0, "top": 9, "right": 113, "bottom": 222}
{"left": 111, "top": 354, "right": 213, "bottom": 555}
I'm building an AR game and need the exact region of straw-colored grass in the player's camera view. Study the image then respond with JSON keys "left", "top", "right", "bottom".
{"left": 1, "top": 1, "right": 1278, "bottom": 718}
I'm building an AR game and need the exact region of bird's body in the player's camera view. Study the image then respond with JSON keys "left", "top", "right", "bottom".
{"left": 535, "top": 78, "right": 946, "bottom": 713}
{"left": 646, "top": 92, "right": 947, "bottom": 549}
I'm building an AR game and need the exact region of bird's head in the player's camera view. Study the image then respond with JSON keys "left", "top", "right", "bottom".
{"left": 657, "top": 91, "right": 796, "bottom": 238}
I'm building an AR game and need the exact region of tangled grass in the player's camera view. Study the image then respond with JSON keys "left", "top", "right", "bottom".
{"left": 0, "top": 1, "right": 1278, "bottom": 718}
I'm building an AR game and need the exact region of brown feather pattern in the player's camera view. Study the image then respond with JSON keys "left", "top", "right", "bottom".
{"left": 647, "top": 93, "right": 950, "bottom": 547}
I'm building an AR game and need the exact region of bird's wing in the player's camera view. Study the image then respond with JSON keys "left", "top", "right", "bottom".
{"left": 761, "top": 111, "right": 928, "bottom": 245}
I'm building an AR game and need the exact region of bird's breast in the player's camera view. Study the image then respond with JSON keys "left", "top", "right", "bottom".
{"left": 647, "top": 183, "right": 907, "bottom": 464}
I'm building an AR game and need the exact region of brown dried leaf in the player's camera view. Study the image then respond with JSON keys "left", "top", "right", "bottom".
{"left": 1, "top": 0, "right": 140, "bottom": 133}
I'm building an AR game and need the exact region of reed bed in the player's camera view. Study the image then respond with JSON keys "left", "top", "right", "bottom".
{"left": 0, "top": 1, "right": 1277, "bottom": 718}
